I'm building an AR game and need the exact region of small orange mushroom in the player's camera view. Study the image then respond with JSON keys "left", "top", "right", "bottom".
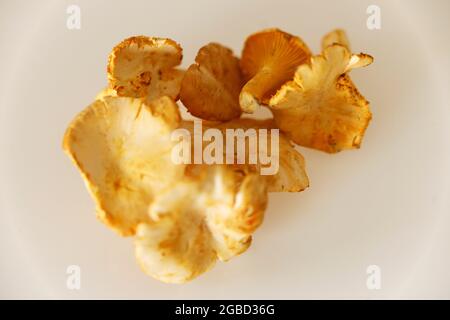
{"left": 239, "top": 29, "right": 312, "bottom": 113}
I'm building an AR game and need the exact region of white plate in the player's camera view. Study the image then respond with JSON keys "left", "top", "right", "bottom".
{"left": 1, "top": 0, "right": 449, "bottom": 299}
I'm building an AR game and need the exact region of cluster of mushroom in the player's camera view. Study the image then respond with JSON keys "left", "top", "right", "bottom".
{"left": 63, "top": 28, "right": 373, "bottom": 283}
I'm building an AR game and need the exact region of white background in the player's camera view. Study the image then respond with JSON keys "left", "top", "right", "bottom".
{"left": 0, "top": 0, "right": 449, "bottom": 299}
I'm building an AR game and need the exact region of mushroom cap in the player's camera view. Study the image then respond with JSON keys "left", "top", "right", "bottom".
{"left": 179, "top": 118, "right": 309, "bottom": 192}
{"left": 180, "top": 43, "right": 243, "bottom": 121}
{"left": 321, "top": 29, "right": 351, "bottom": 51}
{"left": 269, "top": 30, "right": 373, "bottom": 153}
{"left": 63, "top": 96, "right": 184, "bottom": 236}
{"left": 215, "top": 119, "right": 309, "bottom": 192}
{"left": 107, "top": 36, "right": 184, "bottom": 104}
{"left": 239, "top": 29, "right": 311, "bottom": 113}
{"left": 135, "top": 165, "right": 268, "bottom": 283}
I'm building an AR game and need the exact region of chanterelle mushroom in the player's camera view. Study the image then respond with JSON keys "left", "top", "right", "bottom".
{"left": 269, "top": 29, "right": 373, "bottom": 153}
{"left": 135, "top": 165, "right": 268, "bottom": 283}
{"left": 180, "top": 43, "right": 243, "bottom": 121}
{"left": 63, "top": 95, "right": 185, "bottom": 236}
{"left": 239, "top": 28, "right": 312, "bottom": 113}
{"left": 107, "top": 36, "right": 185, "bottom": 104}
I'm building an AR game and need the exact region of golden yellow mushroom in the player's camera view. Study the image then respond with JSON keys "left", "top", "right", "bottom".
{"left": 107, "top": 36, "right": 185, "bottom": 104}
{"left": 269, "top": 30, "right": 373, "bottom": 153}
{"left": 179, "top": 118, "right": 310, "bottom": 192}
{"left": 135, "top": 165, "right": 267, "bottom": 283}
{"left": 63, "top": 96, "right": 184, "bottom": 236}
{"left": 239, "top": 29, "right": 312, "bottom": 113}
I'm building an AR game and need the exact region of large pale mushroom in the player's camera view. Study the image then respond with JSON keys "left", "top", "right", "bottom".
{"left": 135, "top": 165, "right": 268, "bottom": 283}
{"left": 63, "top": 96, "right": 184, "bottom": 236}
